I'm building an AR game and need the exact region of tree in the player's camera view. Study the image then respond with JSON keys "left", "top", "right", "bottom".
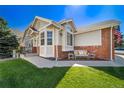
{"left": 114, "top": 25, "right": 123, "bottom": 48}
{"left": 0, "top": 17, "right": 19, "bottom": 58}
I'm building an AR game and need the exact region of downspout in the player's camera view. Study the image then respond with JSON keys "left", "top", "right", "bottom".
{"left": 110, "top": 26, "right": 113, "bottom": 61}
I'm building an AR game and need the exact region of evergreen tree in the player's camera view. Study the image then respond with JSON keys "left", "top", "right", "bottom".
{"left": 0, "top": 17, "right": 19, "bottom": 58}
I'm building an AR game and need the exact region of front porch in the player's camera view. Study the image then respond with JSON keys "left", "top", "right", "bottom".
{"left": 20, "top": 54, "right": 124, "bottom": 68}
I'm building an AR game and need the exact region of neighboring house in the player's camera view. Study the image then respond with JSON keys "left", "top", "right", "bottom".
{"left": 22, "top": 16, "right": 120, "bottom": 60}
{"left": 11, "top": 30, "right": 24, "bottom": 46}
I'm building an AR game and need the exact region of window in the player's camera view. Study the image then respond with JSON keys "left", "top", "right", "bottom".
{"left": 47, "top": 31, "right": 52, "bottom": 45}
{"left": 31, "top": 39, "right": 33, "bottom": 47}
{"left": 41, "top": 32, "right": 44, "bottom": 45}
{"left": 65, "top": 25, "right": 72, "bottom": 32}
{"left": 67, "top": 32, "right": 73, "bottom": 46}
{"left": 33, "top": 38, "right": 36, "bottom": 46}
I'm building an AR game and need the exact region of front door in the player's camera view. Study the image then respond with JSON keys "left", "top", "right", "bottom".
{"left": 45, "top": 31, "right": 54, "bottom": 57}
{"left": 28, "top": 39, "right": 33, "bottom": 53}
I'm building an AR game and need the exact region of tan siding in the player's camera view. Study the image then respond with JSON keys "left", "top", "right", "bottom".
{"left": 75, "top": 30, "right": 102, "bottom": 46}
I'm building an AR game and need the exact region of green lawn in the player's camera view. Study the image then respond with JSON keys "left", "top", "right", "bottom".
{"left": 0, "top": 59, "right": 124, "bottom": 88}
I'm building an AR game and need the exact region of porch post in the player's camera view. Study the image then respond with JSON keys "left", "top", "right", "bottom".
{"left": 55, "top": 30, "right": 59, "bottom": 61}
{"left": 110, "top": 26, "right": 113, "bottom": 61}
{"left": 55, "top": 45, "right": 58, "bottom": 61}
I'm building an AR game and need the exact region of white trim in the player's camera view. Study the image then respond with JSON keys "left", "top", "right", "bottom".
{"left": 67, "top": 32, "right": 73, "bottom": 46}
{"left": 47, "top": 31, "right": 53, "bottom": 45}
{"left": 44, "top": 30, "right": 47, "bottom": 56}
{"left": 66, "top": 23, "right": 73, "bottom": 47}
{"left": 39, "top": 23, "right": 52, "bottom": 31}
{"left": 55, "top": 29, "right": 59, "bottom": 61}
{"left": 59, "top": 19, "right": 72, "bottom": 24}
{"left": 35, "top": 16, "right": 52, "bottom": 23}
{"left": 74, "top": 30, "right": 102, "bottom": 46}
{"left": 39, "top": 30, "right": 45, "bottom": 57}
{"left": 59, "top": 19, "right": 77, "bottom": 32}
{"left": 52, "top": 30, "right": 55, "bottom": 57}
{"left": 100, "top": 29, "right": 102, "bottom": 45}
{"left": 76, "top": 20, "right": 120, "bottom": 34}
{"left": 110, "top": 26, "right": 113, "bottom": 61}
{"left": 40, "top": 31, "right": 45, "bottom": 46}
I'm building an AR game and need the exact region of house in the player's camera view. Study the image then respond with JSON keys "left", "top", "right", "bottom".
{"left": 11, "top": 30, "right": 24, "bottom": 46}
{"left": 22, "top": 16, "right": 120, "bottom": 60}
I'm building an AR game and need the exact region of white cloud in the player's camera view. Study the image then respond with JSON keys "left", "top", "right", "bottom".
{"left": 64, "top": 5, "right": 86, "bottom": 18}
{"left": 63, "top": 5, "right": 89, "bottom": 27}
{"left": 63, "top": 5, "right": 118, "bottom": 27}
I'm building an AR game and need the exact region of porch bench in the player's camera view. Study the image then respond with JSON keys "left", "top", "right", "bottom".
{"left": 74, "top": 50, "right": 89, "bottom": 59}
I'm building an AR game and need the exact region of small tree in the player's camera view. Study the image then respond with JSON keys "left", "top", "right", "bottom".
{"left": 114, "top": 25, "right": 123, "bottom": 48}
{"left": 121, "top": 38, "right": 124, "bottom": 48}
{"left": 0, "top": 17, "right": 19, "bottom": 58}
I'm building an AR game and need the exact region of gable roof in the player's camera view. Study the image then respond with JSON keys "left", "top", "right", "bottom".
{"left": 34, "top": 16, "right": 62, "bottom": 29}
{"left": 35, "top": 16, "right": 52, "bottom": 23}
{"left": 76, "top": 20, "right": 121, "bottom": 34}
{"left": 58, "top": 19, "right": 77, "bottom": 32}
{"left": 24, "top": 16, "right": 77, "bottom": 35}
{"left": 58, "top": 19, "right": 73, "bottom": 24}
{"left": 22, "top": 16, "right": 63, "bottom": 42}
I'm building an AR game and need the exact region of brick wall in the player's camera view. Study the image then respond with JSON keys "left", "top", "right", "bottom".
{"left": 54, "top": 45, "right": 69, "bottom": 59}
{"left": 74, "top": 27, "right": 115, "bottom": 60}
{"left": 54, "top": 27, "right": 115, "bottom": 60}
{"left": 32, "top": 47, "right": 37, "bottom": 53}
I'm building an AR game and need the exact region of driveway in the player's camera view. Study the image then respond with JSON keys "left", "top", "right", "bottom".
{"left": 114, "top": 54, "right": 124, "bottom": 65}
{"left": 20, "top": 54, "right": 124, "bottom": 68}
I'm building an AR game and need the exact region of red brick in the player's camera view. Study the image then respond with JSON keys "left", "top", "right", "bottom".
{"left": 74, "top": 27, "right": 115, "bottom": 60}
{"left": 32, "top": 47, "right": 37, "bottom": 53}
{"left": 54, "top": 45, "right": 69, "bottom": 59}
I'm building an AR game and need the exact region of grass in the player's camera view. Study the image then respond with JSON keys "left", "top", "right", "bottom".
{"left": 0, "top": 58, "right": 124, "bottom": 88}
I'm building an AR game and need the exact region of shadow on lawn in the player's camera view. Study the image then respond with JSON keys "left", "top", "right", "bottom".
{"left": 91, "top": 67, "right": 124, "bottom": 80}
{"left": 36, "top": 67, "right": 71, "bottom": 88}
{"left": 0, "top": 59, "right": 71, "bottom": 88}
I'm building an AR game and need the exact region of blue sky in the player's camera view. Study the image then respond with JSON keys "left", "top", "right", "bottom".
{"left": 0, "top": 5, "right": 124, "bottom": 33}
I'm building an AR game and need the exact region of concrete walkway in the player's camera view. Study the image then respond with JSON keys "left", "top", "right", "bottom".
{"left": 20, "top": 54, "right": 124, "bottom": 68}
{"left": 0, "top": 58, "right": 17, "bottom": 62}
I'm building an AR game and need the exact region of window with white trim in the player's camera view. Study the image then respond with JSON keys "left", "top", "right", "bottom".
{"left": 67, "top": 32, "right": 73, "bottom": 46}
{"left": 47, "top": 31, "right": 52, "bottom": 45}
{"left": 41, "top": 32, "right": 44, "bottom": 45}
{"left": 65, "top": 25, "right": 72, "bottom": 32}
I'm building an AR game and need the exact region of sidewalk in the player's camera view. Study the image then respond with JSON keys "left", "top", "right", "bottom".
{"left": 20, "top": 54, "right": 124, "bottom": 68}
{"left": 0, "top": 58, "right": 16, "bottom": 62}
